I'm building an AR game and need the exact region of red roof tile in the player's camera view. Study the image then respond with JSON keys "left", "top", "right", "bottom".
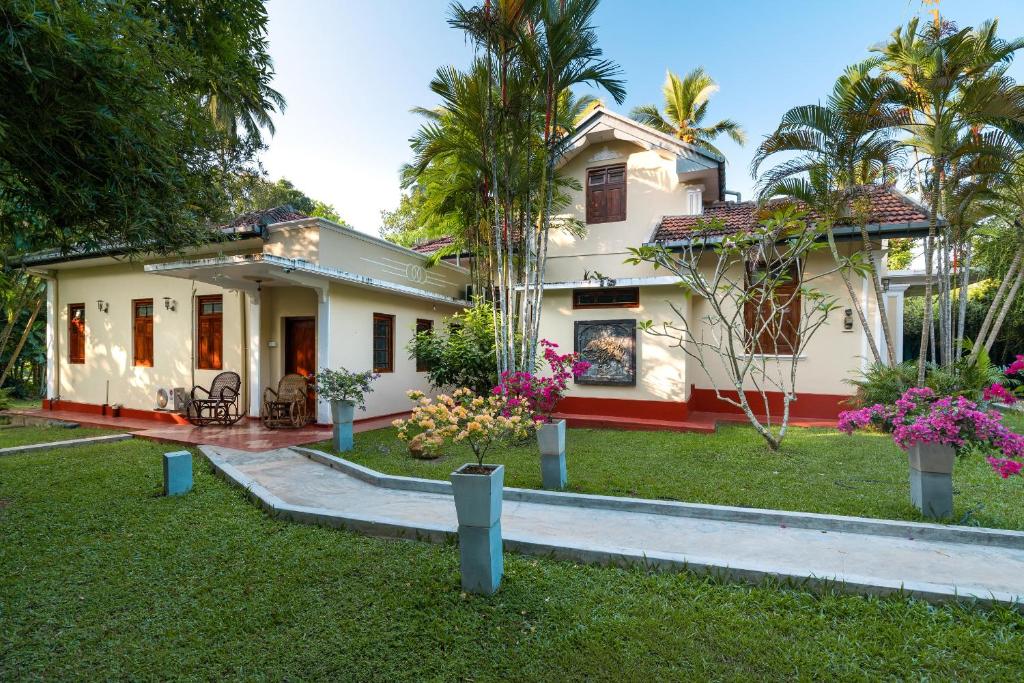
{"left": 654, "top": 185, "right": 931, "bottom": 243}
{"left": 410, "top": 235, "right": 455, "bottom": 254}
{"left": 220, "top": 205, "right": 309, "bottom": 231}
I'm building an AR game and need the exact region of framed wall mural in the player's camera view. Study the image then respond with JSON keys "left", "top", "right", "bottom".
{"left": 574, "top": 319, "right": 636, "bottom": 386}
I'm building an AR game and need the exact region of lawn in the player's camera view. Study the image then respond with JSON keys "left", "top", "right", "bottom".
{"left": 1, "top": 440, "right": 1022, "bottom": 680}
{"left": 318, "top": 415, "right": 1024, "bottom": 531}
{"left": 0, "top": 424, "right": 120, "bottom": 449}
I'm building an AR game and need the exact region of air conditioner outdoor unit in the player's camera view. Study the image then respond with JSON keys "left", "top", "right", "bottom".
{"left": 155, "top": 386, "right": 188, "bottom": 412}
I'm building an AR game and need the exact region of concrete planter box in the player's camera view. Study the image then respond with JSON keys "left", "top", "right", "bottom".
{"left": 907, "top": 443, "right": 956, "bottom": 519}
{"left": 330, "top": 400, "right": 356, "bottom": 452}
{"left": 451, "top": 463, "right": 504, "bottom": 528}
{"left": 450, "top": 463, "right": 504, "bottom": 595}
{"left": 537, "top": 420, "right": 567, "bottom": 490}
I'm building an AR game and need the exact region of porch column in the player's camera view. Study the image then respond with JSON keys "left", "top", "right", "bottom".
{"left": 889, "top": 284, "right": 909, "bottom": 364}
{"left": 316, "top": 288, "right": 331, "bottom": 424}
{"left": 246, "top": 292, "right": 261, "bottom": 417}
{"left": 45, "top": 276, "right": 57, "bottom": 400}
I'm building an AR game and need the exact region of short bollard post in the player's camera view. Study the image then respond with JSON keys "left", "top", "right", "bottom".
{"left": 163, "top": 451, "right": 193, "bottom": 496}
{"left": 331, "top": 400, "right": 355, "bottom": 452}
{"left": 451, "top": 464, "right": 504, "bottom": 595}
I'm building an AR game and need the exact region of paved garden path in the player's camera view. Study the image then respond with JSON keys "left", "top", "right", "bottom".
{"left": 202, "top": 445, "right": 1024, "bottom": 606}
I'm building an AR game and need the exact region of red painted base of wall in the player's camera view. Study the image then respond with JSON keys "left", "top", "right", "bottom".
{"left": 44, "top": 399, "right": 192, "bottom": 425}
{"left": 558, "top": 396, "right": 689, "bottom": 422}
{"left": 687, "top": 388, "right": 852, "bottom": 420}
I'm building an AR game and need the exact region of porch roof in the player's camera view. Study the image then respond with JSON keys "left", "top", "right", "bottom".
{"left": 144, "top": 253, "right": 470, "bottom": 307}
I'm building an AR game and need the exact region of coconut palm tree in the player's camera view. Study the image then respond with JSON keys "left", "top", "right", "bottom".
{"left": 630, "top": 67, "right": 745, "bottom": 157}
{"left": 752, "top": 63, "right": 907, "bottom": 365}
{"left": 873, "top": 16, "right": 1024, "bottom": 381}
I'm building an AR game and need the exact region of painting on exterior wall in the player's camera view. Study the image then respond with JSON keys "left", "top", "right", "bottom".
{"left": 574, "top": 319, "right": 636, "bottom": 386}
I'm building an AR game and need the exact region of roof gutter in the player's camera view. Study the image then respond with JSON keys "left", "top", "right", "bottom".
{"left": 650, "top": 219, "right": 937, "bottom": 250}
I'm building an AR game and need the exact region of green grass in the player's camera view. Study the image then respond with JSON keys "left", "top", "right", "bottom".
{"left": 1, "top": 440, "right": 1022, "bottom": 680}
{"left": 0, "top": 424, "right": 120, "bottom": 449}
{"left": 318, "top": 420, "right": 1024, "bottom": 530}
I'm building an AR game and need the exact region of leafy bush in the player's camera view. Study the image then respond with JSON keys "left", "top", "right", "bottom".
{"left": 408, "top": 298, "right": 498, "bottom": 396}
{"left": 312, "top": 368, "right": 378, "bottom": 409}
{"left": 847, "top": 349, "right": 1003, "bottom": 407}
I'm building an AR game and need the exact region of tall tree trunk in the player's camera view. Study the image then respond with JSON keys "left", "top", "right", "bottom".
{"left": 917, "top": 165, "right": 941, "bottom": 385}
{"left": 970, "top": 247, "right": 1022, "bottom": 363}
{"left": 859, "top": 221, "right": 896, "bottom": 365}
{"left": 0, "top": 294, "right": 42, "bottom": 388}
{"left": 827, "top": 227, "right": 882, "bottom": 364}
{"left": 955, "top": 240, "right": 972, "bottom": 361}
{"left": 984, "top": 259, "right": 1024, "bottom": 354}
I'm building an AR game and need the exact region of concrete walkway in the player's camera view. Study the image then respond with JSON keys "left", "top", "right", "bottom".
{"left": 201, "top": 445, "right": 1024, "bottom": 607}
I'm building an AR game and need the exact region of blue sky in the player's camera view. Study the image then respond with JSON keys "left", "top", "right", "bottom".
{"left": 262, "top": 0, "right": 1024, "bottom": 235}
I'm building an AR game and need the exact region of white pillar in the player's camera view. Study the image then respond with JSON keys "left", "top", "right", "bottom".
{"left": 316, "top": 288, "right": 331, "bottom": 424}
{"left": 890, "top": 284, "right": 909, "bottom": 364}
{"left": 45, "top": 277, "right": 57, "bottom": 400}
{"left": 246, "top": 292, "right": 261, "bottom": 417}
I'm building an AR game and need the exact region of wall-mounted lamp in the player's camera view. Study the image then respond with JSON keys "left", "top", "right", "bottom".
{"left": 843, "top": 308, "right": 854, "bottom": 331}
{"left": 163, "top": 297, "right": 177, "bottom": 312}
{"left": 96, "top": 299, "right": 108, "bottom": 313}
{"left": 881, "top": 277, "right": 890, "bottom": 293}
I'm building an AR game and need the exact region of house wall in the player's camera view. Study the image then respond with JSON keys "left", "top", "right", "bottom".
{"left": 325, "top": 282, "right": 463, "bottom": 418}
{"left": 259, "top": 286, "right": 318, "bottom": 389}
{"left": 50, "top": 262, "right": 242, "bottom": 410}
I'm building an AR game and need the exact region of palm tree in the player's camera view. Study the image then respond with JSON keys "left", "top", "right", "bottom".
{"left": 752, "top": 64, "right": 907, "bottom": 366}
{"left": 873, "top": 16, "right": 1024, "bottom": 381}
{"left": 630, "top": 68, "right": 745, "bottom": 157}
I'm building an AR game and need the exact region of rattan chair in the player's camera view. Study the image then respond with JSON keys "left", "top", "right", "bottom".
{"left": 185, "top": 371, "right": 244, "bottom": 426}
{"left": 260, "top": 373, "right": 312, "bottom": 429}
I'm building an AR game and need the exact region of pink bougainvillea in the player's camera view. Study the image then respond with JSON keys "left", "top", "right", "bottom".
{"left": 838, "top": 386, "right": 1024, "bottom": 479}
{"left": 984, "top": 382, "right": 1017, "bottom": 405}
{"left": 1007, "top": 354, "right": 1024, "bottom": 377}
{"left": 492, "top": 340, "right": 590, "bottom": 423}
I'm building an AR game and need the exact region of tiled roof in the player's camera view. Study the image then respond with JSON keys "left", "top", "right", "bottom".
{"left": 654, "top": 185, "right": 931, "bottom": 243}
{"left": 410, "top": 235, "right": 455, "bottom": 254}
{"left": 220, "top": 205, "right": 308, "bottom": 231}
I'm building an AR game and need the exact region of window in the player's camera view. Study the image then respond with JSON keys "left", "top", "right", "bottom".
{"left": 744, "top": 261, "right": 801, "bottom": 355}
{"left": 573, "top": 287, "right": 640, "bottom": 309}
{"left": 586, "top": 163, "right": 626, "bottom": 224}
{"left": 414, "top": 318, "right": 434, "bottom": 372}
{"left": 373, "top": 313, "right": 395, "bottom": 373}
{"left": 133, "top": 299, "right": 154, "bottom": 367}
{"left": 68, "top": 303, "right": 85, "bottom": 364}
{"left": 196, "top": 295, "right": 223, "bottom": 370}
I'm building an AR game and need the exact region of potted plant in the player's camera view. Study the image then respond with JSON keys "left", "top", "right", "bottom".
{"left": 492, "top": 340, "right": 589, "bottom": 489}
{"left": 839, "top": 386, "right": 1024, "bottom": 518}
{"left": 312, "top": 368, "right": 378, "bottom": 452}
{"left": 395, "top": 388, "right": 533, "bottom": 594}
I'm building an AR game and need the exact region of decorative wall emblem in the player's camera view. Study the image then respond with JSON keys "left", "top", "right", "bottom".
{"left": 574, "top": 319, "right": 636, "bottom": 386}
{"left": 588, "top": 146, "right": 621, "bottom": 163}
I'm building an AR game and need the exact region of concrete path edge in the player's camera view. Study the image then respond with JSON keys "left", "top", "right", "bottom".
{"left": 291, "top": 446, "right": 1024, "bottom": 551}
{"left": 0, "top": 433, "right": 133, "bottom": 457}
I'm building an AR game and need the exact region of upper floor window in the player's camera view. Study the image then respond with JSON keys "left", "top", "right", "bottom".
{"left": 573, "top": 287, "right": 640, "bottom": 309}
{"left": 415, "top": 318, "right": 433, "bottom": 372}
{"left": 196, "top": 295, "right": 223, "bottom": 370}
{"left": 586, "top": 164, "right": 626, "bottom": 224}
{"left": 133, "top": 299, "right": 154, "bottom": 367}
{"left": 744, "top": 261, "right": 801, "bottom": 355}
{"left": 68, "top": 303, "right": 85, "bottom": 364}
{"left": 373, "top": 313, "right": 395, "bottom": 373}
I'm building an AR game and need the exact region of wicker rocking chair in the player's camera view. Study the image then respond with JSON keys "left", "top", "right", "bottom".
{"left": 261, "top": 374, "right": 312, "bottom": 429}
{"left": 185, "top": 371, "right": 244, "bottom": 426}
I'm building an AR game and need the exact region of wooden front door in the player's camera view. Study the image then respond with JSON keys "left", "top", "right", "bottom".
{"left": 284, "top": 317, "right": 316, "bottom": 413}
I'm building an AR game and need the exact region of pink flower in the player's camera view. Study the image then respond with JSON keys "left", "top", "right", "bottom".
{"left": 984, "top": 383, "right": 1017, "bottom": 405}
{"left": 987, "top": 457, "right": 1024, "bottom": 479}
{"left": 1007, "top": 355, "right": 1024, "bottom": 377}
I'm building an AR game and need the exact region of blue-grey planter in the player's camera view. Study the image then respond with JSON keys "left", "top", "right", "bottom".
{"left": 907, "top": 443, "right": 955, "bottom": 519}
{"left": 537, "top": 419, "right": 567, "bottom": 489}
{"left": 450, "top": 463, "right": 504, "bottom": 528}
{"left": 331, "top": 400, "right": 356, "bottom": 452}
{"left": 163, "top": 450, "right": 193, "bottom": 496}
{"left": 450, "top": 463, "right": 504, "bottom": 594}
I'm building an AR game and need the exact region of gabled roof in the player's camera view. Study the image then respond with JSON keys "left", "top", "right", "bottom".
{"left": 560, "top": 107, "right": 725, "bottom": 165}
{"left": 652, "top": 185, "right": 934, "bottom": 244}
{"left": 221, "top": 205, "right": 308, "bottom": 230}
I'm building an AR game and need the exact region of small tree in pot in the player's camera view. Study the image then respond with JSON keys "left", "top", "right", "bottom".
{"left": 492, "top": 340, "right": 590, "bottom": 489}
{"left": 312, "top": 368, "right": 378, "bottom": 452}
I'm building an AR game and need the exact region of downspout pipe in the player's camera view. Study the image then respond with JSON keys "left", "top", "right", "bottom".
{"left": 723, "top": 190, "right": 742, "bottom": 202}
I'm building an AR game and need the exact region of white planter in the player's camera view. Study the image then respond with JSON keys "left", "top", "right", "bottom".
{"left": 907, "top": 442, "right": 955, "bottom": 474}
{"left": 536, "top": 419, "right": 566, "bottom": 456}
{"left": 907, "top": 443, "right": 955, "bottom": 519}
{"left": 450, "top": 463, "right": 504, "bottom": 528}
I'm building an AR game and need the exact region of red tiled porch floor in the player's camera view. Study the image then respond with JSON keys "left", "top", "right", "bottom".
{"left": 8, "top": 408, "right": 400, "bottom": 452}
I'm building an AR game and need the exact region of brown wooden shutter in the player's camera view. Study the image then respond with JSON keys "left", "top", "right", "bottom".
{"left": 373, "top": 313, "right": 394, "bottom": 373}
{"left": 586, "top": 164, "right": 626, "bottom": 224}
{"left": 133, "top": 299, "right": 154, "bottom": 367}
{"left": 197, "top": 295, "right": 223, "bottom": 370}
{"left": 68, "top": 303, "right": 85, "bottom": 364}
{"left": 744, "top": 264, "right": 801, "bottom": 355}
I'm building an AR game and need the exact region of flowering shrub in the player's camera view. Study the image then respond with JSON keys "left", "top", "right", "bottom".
{"left": 838, "top": 387, "right": 1024, "bottom": 479}
{"left": 491, "top": 340, "right": 590, "bottom": 423}
{"left": 393, "top": 388, "right": 534, "bottom": 463}
{"left": 982, "top": 354, "right": 1024, "bottom": 406}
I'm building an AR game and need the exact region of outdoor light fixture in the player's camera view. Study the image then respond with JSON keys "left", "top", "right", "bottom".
{"left": 882, "top": 277, "right": 890, "bottom": 292}
{"left": 843, "top": 308, "right": 854, "bottom": 331}
{"left": 163, "top": 297, "right": 177, "bottom": 312}
{"left": 96, "top": 299, "right": 108, "bottom": 313}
